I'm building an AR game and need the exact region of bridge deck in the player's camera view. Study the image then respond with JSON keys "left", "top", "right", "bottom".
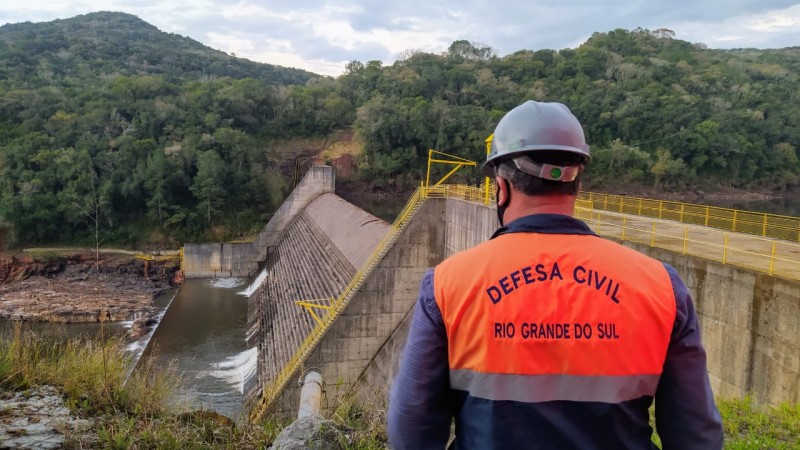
{"left": 578, "top": 209, "right": 800, "bottom": 281}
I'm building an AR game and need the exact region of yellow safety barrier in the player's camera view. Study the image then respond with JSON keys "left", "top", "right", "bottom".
{"left": 425, "top": 184, "right": 490, "bottom": 203}
{"left": 581, "top": 210, "right": 800, "bottom": 281}
{"left": 425, "top": 150, "right": 476, "bottom": 190}
{"left": 424, "top": 184, "right": 593, "bottom": 212}
{"left": 134, "top": 253, "right": 180, "bottom": 262}
{"left": 579, "top": 192, "right": 800, "bottom": 242}
{"left": 295, "top": 299, "right": 334, "bottom": 326}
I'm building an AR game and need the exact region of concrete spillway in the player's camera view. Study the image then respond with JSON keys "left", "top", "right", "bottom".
{"left": 183, "top": 166, "right": 799, "bottom": 419}
{"left": 248, "top": 193, "right": 390, "bottom": 401}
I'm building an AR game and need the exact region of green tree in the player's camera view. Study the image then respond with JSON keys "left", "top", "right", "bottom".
{"left": 649, "top": 148, "right": 686, "bottom": 189}
{"left": 190, "top": 150, "right": 226, "bottom": 225}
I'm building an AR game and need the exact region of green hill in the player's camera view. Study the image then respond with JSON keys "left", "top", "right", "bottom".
{"left": 0, "top": 11, "right": 316, "bottom": 88}
{"left": 1, "top": 19, "right": 798, "bottom": 249}
{"left": 344, "top": 33, "right": 800, "bottom": 192}
{"left": 0, "top": 12, "right": 334, "bottom": 249}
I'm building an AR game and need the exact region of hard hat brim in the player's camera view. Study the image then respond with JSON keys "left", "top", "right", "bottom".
{"left": 482, "top": 144, "right": 591, "bottom": 177}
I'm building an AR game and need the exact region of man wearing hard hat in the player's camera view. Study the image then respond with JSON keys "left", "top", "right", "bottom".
{"left": 388, "top": 100, "right": 723, "bottom": 449}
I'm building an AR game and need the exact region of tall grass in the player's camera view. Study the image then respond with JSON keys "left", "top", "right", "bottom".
{"left": 650, "top": 396, "right": 798, "bottom": 450}
{"left": 717, "top": 396, "right": 800, "bottom": 450}
{"left": 0, "top": 322, "right": 133, "bottom": 414}
{"left": 332, "top": 395, "right": 388, "bottom": 449}
{"left": 0, "top": 324, "right": 282, "bottom": 449}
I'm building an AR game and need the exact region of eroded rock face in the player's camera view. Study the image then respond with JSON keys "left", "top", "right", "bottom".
{"left": 0, "top": 256, "right": 63, "bottom": 284}
{"left": 0, "top": 386, "right": 92, "bottom": 450}
{"left": 270, "top": 415, "right": 347, "bottom": 450}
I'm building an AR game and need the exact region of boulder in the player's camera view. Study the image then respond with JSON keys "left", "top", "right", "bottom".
{"left": 0, "top": 385, "right": 93, "bottom": 450}
{"left": 270, "top": 415, "right": 347, "bottom": 450}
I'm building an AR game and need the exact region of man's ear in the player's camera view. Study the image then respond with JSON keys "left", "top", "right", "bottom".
{"left": 495, "top": 176, "right": 509, "bottom": 206}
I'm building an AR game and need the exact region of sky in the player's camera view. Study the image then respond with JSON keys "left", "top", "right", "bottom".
{"left": 1, "top": 1, "right": 799, "bottom": 76}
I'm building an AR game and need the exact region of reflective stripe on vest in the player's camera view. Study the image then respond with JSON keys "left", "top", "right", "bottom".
{"left": 434, "top": 232, "right": 676, "bottom": 403}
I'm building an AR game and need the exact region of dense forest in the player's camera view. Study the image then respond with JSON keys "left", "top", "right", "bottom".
{"left": 1, "top": 12, "right": 798, "bottom": 248}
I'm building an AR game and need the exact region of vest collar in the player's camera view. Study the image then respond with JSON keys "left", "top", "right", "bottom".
{"left": 491, "top": 214, "right": 597, "bottom": 239}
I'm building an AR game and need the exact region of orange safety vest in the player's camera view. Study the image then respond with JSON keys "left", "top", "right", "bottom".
{"left": 434, "top": 232, "right": 676, "bottom": 403}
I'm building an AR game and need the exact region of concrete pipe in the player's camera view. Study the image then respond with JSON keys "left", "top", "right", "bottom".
{"left": 298, "top": 370, "right": 323, "bottom": 419}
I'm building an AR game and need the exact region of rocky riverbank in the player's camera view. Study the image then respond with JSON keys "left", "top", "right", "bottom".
{"left": 0, "top": 386, "right": 93, "bottom": 450}
{"left": 0, "top": 252, "right": 179, "bottom": 324}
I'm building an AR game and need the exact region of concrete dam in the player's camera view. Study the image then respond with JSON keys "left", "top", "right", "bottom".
{"left": 181, "top": 166, "right": 800, "bottom": 420}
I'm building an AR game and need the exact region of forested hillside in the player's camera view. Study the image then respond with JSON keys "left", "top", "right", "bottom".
{"left": 346, "top": 33, "right": 800, "bottom": 192}
{"left": 0, "top": 12, "right": 344, "bottom": 247}
{"left": 0, "top": 11, "right": 315, "bottom": 87}
{"left": 1, "top": 15, "right": 798, "bottom": 248}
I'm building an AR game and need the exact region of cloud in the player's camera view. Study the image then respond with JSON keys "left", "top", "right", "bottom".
{"left": 2, "top": 0, "right": 799, "bottom": 76}
{"left": 668, "top": 3, "right": 800, "bottom": 49}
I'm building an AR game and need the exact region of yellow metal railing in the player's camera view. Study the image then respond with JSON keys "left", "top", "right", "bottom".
{"left": 581, "top": 210, "right": 800, "bottom": 281}
{"left": 134, "top": 253, "right": 180, "bottom": 262}
{"left": 579, "top": 192, "right": 800, "bottom": 242}
{"left": 295, "top": 299, "right": 334, "bottom": 326}
{"left": 249, "top": 187, "right": 427, "bottom": 422}
{"left": 425, "top": 184, "right": 491, "bottom": 203}
{"left": 424, "top": 184, "right": 593, "bottom": 212}
{"left": 425, "top": 150, "right": 476, "bottom": 189}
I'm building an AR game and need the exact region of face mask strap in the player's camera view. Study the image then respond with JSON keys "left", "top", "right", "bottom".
{"left": 496, "top": 177, "right": 511, "bottom": 226}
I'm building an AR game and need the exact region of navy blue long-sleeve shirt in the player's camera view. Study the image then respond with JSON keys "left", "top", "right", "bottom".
{"left": 388, "top": 214, "right": 723, "bottom": 450}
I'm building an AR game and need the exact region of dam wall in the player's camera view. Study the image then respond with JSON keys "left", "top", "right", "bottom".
{"left": 626, "top": 243, "right": 800, "bottom": 406}
{"left": 181, "top": 242, "right": 256, "bottom": 278}
{"left": 266, "top": 198, "right": 445, "bottom": 415}
{"left": 252, "top": 166, "right": 335, "bottom": 262}
{"left": 249, "top": 185, "right": 797, "bottom": 418}
{"left": 351, "top": 198, "right": 798, "bottom": 408}
{"left": 249, "top": 192, "right": 392, "bottom": 411}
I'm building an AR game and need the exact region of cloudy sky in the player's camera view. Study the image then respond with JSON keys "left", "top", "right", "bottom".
{"left": 1, "top": 1, "right": 799, "bottom": 76}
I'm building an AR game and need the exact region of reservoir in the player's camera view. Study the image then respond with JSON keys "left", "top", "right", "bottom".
{"left": 705, "top": 196, "right": 800, "bottom": 217}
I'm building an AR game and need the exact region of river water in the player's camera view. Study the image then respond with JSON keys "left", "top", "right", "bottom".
{"left": 139, "top": 277, "right": 254, "bottom": 420}
{"left": 0, "top": 278, "right": 255, "bottom": 420}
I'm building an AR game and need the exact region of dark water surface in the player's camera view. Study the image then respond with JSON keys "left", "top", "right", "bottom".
{"left": 140, "top": 278, "right": 252, "bottom": 420}
{"left": 701, "top": 196, "right": 800, "bottom": 217}
{"left": 1, "top": 279, "right": 252, "bottom": 420}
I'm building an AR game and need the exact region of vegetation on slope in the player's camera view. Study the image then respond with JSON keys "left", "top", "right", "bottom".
{"left": 1, "top": 16, "right": 798, "bottom": 248}
{"left": 0, "top": 11, "right": 315, "bottom": 88}
{"left": 0, "top": 12, "right": 340, "bottom": 248}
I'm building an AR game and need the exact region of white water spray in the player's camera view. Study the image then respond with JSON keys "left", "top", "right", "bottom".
{"left": 237, "top": 269, "right": 267, "bottom": 297}
{"left": 208, "top": 347, "right": 258, "bottom": 394}
{"left": 209, "top": 278, "right": 246, "bottom": 289}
